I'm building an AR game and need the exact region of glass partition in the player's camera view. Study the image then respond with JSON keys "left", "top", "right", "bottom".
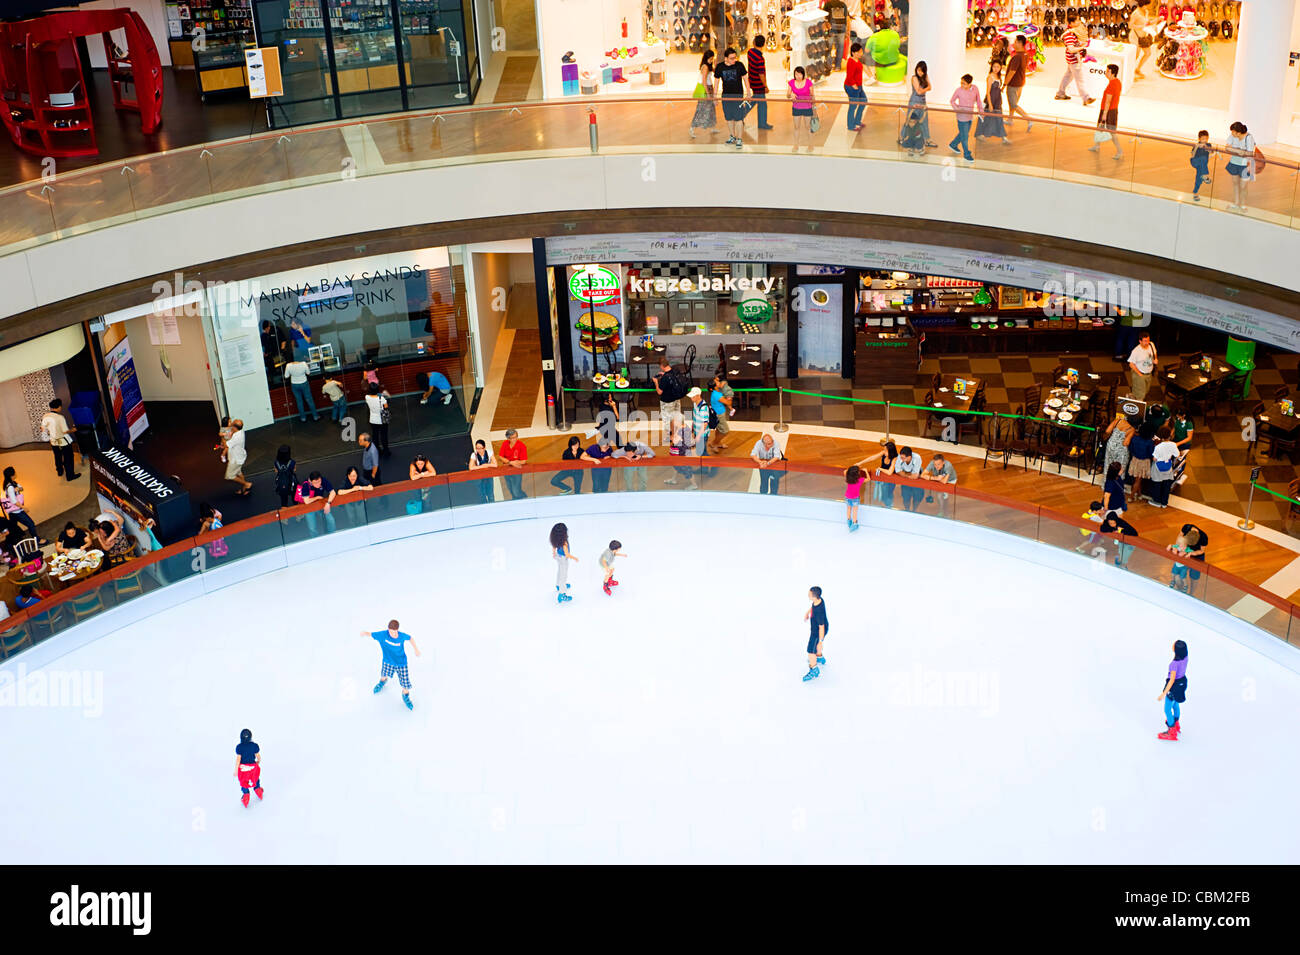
{"left": 5, "top": 461, "right": 1297, "bottom": 667}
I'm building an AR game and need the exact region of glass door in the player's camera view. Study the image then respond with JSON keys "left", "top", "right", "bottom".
{"left": 329, "top": 0, "right": 404, "bottom": 116}
{"left": 253, "top": 0, "right": 337, "bottom": 125}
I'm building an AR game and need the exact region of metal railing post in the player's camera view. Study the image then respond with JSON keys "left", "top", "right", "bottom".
{"left": 774, "top": 386, "right": 789, "bottom": 433}
{"left": 1239, "top": 477, "right": 1258, "bottom": 530}
{"left": 884, "top": 400, "right": 891, "bottom": 442}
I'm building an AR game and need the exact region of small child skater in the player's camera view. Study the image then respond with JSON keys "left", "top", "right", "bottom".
{"left": 1189, "top": 129, "right": 1211, "bottom": 202}
{"left": 550, "top": 522, "right": 578, "bottom": 603}
{"left": 1168, "top": 532, "right": 1191, "bottom": 592}
{"left": 600, "top": 539, "right": 624, "bottom": 595}
{"left": 844, "top": 465, "right": 866, "bottom": 531}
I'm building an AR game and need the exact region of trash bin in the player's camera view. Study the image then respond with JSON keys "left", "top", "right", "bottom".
{"left": 1226, "top": 336, "right": 1256, "bottom": 400}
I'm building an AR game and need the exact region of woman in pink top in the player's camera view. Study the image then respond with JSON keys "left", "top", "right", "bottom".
{"left": 843, "top": 465, "right": 866, "bottom": 532}
{"left": 787, "top": 66, "right": 815, "bottom": 153}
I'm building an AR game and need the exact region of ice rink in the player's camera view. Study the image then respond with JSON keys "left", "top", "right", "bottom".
{"left": 2, "top": 507, "right": 1298, "bottom": 864}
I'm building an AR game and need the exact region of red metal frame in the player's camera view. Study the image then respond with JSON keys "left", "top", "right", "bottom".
{"left": 0, "top": 9, "right": 162, "bottom": 159}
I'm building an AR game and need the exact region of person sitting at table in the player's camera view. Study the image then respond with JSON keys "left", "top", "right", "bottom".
{"left": 892, "top": 446, "right": 924, "bottom": 512}
{"left": 1171, "top": 408, "right": 1195, "bottom": 452}
{"left": 1100, "top": 512, "right": 1139, "bottom": 569}
{"left": 922, "top": 452, "right": 958, "bottom": 516}
{"left": 92, "top": 518, "right": 137, "bottom": 563}
{"left": 15, "top": 584, "right": 42, "bottom": 609}
{"left": 551, "top": 436, "right": 591, "bottom": 496}
{"left": 55, "top": 521, "right": 90, "bottom": 554}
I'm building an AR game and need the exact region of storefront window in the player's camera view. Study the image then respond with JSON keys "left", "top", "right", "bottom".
{"left": 252, "top": 0, "right": 481, "bottom": 125}
{"left": 207, "top": 248, "right": 473, "bottom": 447}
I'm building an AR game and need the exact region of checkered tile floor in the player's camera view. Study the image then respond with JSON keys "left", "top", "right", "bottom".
{"left": 758, "top": 348, "right": 1300, "bottom": 534}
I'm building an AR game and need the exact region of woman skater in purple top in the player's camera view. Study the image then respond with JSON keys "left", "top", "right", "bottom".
{"left": 1157, "top": 640, "right": 1188, "bottom": 741}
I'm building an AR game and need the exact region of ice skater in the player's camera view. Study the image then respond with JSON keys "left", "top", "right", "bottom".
{"left": 1157, "top": 640, "right": 1188, "bottom": 741}
{"left": 600, "top": 540, "right": 624, "bottom": 595}
{"left": 802, "top": 586, "right": 828, "bottom": 682}
{"left": 551, "top": 522, "right": 578, "bottom": 603}
{"left": 234, "top": 728, "right": 263, "bottom": 808}
{"left": 363, "top": 619, "right": 421, "bottom": 710}
{"left": 844, "top": 465, "right": 865, "bottom": 531}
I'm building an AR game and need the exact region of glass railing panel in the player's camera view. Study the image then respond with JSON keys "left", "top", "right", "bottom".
{"left": 0, "top": 183, "right": 58, "bottom": 249}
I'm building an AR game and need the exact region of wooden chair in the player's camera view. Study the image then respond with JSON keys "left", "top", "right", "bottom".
{"left": 956, "top": 393, "right": 985, "bottom": 445}
{"left": 983, "top": 413, "right": 1009, "bottom": 468}
{"left": 1267, "top": 433, "right": 1300, "bottom": 465}
{"left": 931, "top": 371, "right": 942, "bottom": 393}
{"left": 1274, "top": 384, "right": 1291, "bottom": 402}
{"left": 113, "top": 569, "right": 146, "bottom": 601}
{"left": 1023, "top": 384, "right": 1041, "bottom": 412}
{"left": 14, "top": 537, "right": 40, "bottom": 563}
{"left": 1007, "top": 406, "right": 1036, "bottom": 471}
{"left": 27, "top": 603, "right": 66, "bottom": 639}
{"left": 682, "top": 344, "right": 697, "bottom": 383}
{"left": 921, "top": 390, "right": 944, "bottom": 438}
{"left": 0, "top": 624, "right": 31, "bottom": 659}
{"left": 69, "top": 591, "right": 105, "bottom": 624}
{"left": 1287, "top": 478, "right": 1300, "bottom": 533}
{"left": 1248, "top": 401, "right": 1266, "bottom": 460}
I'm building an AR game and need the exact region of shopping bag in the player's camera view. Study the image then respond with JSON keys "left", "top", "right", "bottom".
{"left": 405, "top": 498, "right": 423, "bottom": 516}
{"left": 1093, "top": 129, "right": 1110, "bottom": 143}
{"left": 692, "top": 82, "right": 707, "bottom": 99}
{"left": 810, "top": 114, "right": 821, "bottom": 134}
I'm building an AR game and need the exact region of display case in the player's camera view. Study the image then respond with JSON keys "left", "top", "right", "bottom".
{"left": 167, "top": 1, "right": 254, "bottom": 70}
{"left": 194, "top": 43, "right": 249, "bottom": 98}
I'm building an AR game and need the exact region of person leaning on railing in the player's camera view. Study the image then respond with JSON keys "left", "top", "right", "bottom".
{"left": 750, "top": 433, "right": 784, "bottom": 495}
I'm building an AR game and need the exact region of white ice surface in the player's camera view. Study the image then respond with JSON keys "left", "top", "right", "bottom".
{"left": 1, "top": 510, "right": 1298, "bottom": 864}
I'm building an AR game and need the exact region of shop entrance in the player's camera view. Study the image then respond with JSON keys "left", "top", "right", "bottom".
{"left": 794, "top": 282, "right": 844, "bottom": 376}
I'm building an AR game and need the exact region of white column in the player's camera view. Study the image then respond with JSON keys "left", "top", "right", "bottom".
{"left": 903, "top": 0, "right": 967, "bottom": 104}
{"left": 1227, "top": 0, "right": 1295, "bottom": 145}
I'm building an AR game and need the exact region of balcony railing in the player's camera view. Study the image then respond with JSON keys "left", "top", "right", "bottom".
{"left": 1, "top": 97, "right": 1297, "bottom": 259}
{"left": 2, "top": 458, "right": 1297, "bottom": 664}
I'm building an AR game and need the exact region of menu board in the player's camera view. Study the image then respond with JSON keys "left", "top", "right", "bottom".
{"left": 545, "top": 233, "right": 1300, "bottom": 353}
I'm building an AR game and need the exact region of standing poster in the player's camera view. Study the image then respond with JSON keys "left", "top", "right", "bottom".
{"left": 796, "top": 284, "right": 843, "bottom": 375}
{"left": 103, "top": 330, "right": 149, "bottom": 443}
{"left": 566, "top": 264, "right": 625, "bottom": 379}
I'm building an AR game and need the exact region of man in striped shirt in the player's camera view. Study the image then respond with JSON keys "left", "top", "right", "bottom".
{"left": 747, "top": 36, "right": 774, "bottom": 130}
{"left": 1055, "top": 15, "right": 1095, "bottom": 105}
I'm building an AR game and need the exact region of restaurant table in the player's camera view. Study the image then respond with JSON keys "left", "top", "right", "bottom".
{"left": 930, "top": 374, "right": 983, "bottom": 412}
{"left": 723, "top": 343, "right": 765, "bottom": 408}
{"left": 1162, "top": 358, "right": 1233, "bottom": 397}
{"left": 628, "top": 344, "right": 668, "bottom": 383}
{"left": 1041, "top": 389, "right": 1088, "bottom": 436}
{"left": 591, "top": 375, "right": 638, "bottom": 421}
{"left": 1259, "top": 402, "right": 1300, "bottom": 437}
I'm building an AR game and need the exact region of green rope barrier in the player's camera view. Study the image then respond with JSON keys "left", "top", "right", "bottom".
{"left": 781, "top": 388, "right": 1098, "bottom": 432}
{"left": 1252, "top": 482, "right": 1300, "bottom": 508}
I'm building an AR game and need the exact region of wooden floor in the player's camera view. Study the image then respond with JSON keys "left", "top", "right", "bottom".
{"left": 490, "top": 328, "right": 541, "bottom": 431}
{"left": 492, "top": 428, "right": 1300, "bottom": 608}
{"left": 493, "top": 56, "right": 539, "bottom": 104}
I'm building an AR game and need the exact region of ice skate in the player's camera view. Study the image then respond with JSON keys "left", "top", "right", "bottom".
{"left": 802, "top": 666, "right": 820, "bottom": 682}
{"left": 255, "top": 786, "right": 264, "bottom": 801}
{"left": 241, "top": 792, "right": 250, "bottom": 808}
{"left": 816, "top": 656, "right": 826, "bottom": 666}
{"left": 603, "top": 580, "right": 612, "bottom": 595}
{"left": 373, "top": 680, "right": 385, "bottom": 694}
{"left": 403, "top": 694, "right": 414, "bottom": 711}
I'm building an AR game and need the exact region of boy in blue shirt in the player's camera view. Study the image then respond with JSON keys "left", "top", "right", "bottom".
{"left": 362, "top": 619, "right": 422, "bottom": 710}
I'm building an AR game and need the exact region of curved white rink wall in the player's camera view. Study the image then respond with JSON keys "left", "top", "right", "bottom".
{"left": 8, "top": 491, "right": 1300, "bottom": 679}
{"left": 1, "top": 152, "right": 1298, "bottom": 322}
{"left": 3, "top": 495, "right": 1299, "bottom": 864}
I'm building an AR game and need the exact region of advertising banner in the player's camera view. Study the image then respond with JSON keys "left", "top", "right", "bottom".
{"left": 567, "top": 264, "right": 626, "bottom": 378}
{"left": 104, "top": 331, "right": 149, "bottom": 443}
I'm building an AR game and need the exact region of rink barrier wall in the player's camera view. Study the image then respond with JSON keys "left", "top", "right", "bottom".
{"left": 3, "top": 460, "right": 1299, "bottom": 675}
{"left": 5, "top": 99, "right": 1300, "bottom": 322}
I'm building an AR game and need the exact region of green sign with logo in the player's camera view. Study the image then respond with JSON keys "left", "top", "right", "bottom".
{"left": 737, "top": 298, "right": 773, "bottom": 323}
{"left": 569, "top": 266, "right": 621, "bottom": 305}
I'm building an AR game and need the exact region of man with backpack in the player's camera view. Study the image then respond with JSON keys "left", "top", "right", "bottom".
{"left": 652, "top": 358, "right": 689, "bottom": 444}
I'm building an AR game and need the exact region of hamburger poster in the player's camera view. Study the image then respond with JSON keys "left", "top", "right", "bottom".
{"left": 567, "top": 264, "right": 626, "bottom": 377}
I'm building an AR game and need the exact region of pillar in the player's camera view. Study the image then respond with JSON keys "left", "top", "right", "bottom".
{"left": 1227, "top": 0, "right": 1295, "bottom": 145}
{"left": 903, "top": 0, "right": 967, "bottom": 105}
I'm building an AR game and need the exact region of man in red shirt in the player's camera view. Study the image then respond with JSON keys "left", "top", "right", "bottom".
{"left": 498, "top": 428, "right": 527, "bottom": 499}
{"left": 1087, "top": 63, "right": 1123, "bottom": 160}
{"left": 844, "top": 42, "right": 866, "bottom": 132}
{"left": 747, "top": 35, "right": 774, "bottom": 130}
{"left": 1054, "top": 15, "right": 1095, "bottom": 106}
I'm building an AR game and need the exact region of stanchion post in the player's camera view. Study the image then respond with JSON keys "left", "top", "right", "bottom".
{"left": 884, "top": 400, "right": 891, "bottom": 442}
{"left": 557, "top": 388, "right": 571, "bottom": 432}
{"left": 1239, "top": 468, "right": 1260, "bottom": 530}
{"left": 774, "top": 386, "right": 789, "bottom": 433}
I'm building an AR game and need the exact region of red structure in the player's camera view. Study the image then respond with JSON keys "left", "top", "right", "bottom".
{"left": 0, "top": 9, "right": 163, "bottom": 158}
